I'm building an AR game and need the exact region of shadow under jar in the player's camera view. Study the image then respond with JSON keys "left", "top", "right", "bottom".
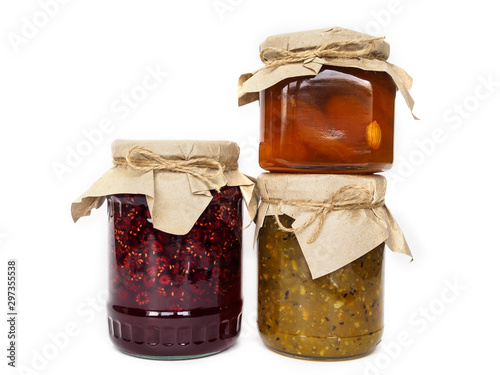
{"left": 259, "top": 66, "right": 396, "bottom": 173}
{"left": 258, "top": 215, "right": 385, "bottom": 360}
{"left": 107, "top": 186, "right": 242, "bottom": 359}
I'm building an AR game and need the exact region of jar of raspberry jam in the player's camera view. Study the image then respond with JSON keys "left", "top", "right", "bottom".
{"left": 107, "top": 188, "right": 242, "bottom": 359}
{"left": 238, "top": 27, "right": 416, "bottom": 173}
{"left": 72, "top": 140, "right": 258, "bottom": 359}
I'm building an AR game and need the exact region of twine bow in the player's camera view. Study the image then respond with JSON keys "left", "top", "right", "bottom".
{"left": 113, "top": 146, "right": 237, "bottom": 190}
{"left": 262, "top": 185, "right": 385, "bottom": 244}
{"left": 260, "top": 36, "right": 386, "bottom": 68}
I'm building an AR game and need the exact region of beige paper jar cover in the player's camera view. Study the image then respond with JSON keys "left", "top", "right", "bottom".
{"left": 71, "top": 140, "right": 259, "bottom": 235}
{"left": 256, "top": 173, "right": 412, "bottom": 279}
{"left": 238, "top": 26, "right": 416, "bottom": 118}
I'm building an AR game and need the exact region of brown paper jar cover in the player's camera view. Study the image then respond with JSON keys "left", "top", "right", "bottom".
{"left": 255, "top": 173, "right": 412, "bottom": 279}
{"left": 72, "top": 139, "right": 258, "bottom": 235}
{"left": 238, "top": 27, "right": 417, "bottom": 174}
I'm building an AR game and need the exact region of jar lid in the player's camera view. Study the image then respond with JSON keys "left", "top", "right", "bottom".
{"left": 257, "top": 172, "right": 387, "bottom": 204}
{"left": 112, "top": 139, "right": 240, "bottom": 166}
{"left": 260, "top": 27, "right": 390, "bottom": 63}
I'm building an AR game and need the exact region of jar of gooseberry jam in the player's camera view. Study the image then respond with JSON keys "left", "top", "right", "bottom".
{"left": 258, "top": 215, "right": 385, "bottom": 360}
{"left": 72, "top": 140, "right": 258, "bottom": 359}
{"left": 255, "top": 172, "right": 412, "bottom": 360}
{"left": 107, "top": 187, "right": 242, "bottom": 359}
{"left": 259, "top": 66, "right": 396, "bottom": 173}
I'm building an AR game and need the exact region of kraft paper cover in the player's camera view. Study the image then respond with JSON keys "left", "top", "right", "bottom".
{"left": 238, "top": 27, "right": 416, "bottom": 118}
{"left": 255, "top": 173, "right": 412, "bottom": 279}
{"left": 72, "top": 140, "right": 258, "bottom": 235}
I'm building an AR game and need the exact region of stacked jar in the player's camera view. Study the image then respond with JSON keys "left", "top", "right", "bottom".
{"left": 239, "top": 27, "right": 415, "bottom": 360}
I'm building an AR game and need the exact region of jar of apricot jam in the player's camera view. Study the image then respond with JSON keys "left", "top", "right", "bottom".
{"left": 107, "top": 187, "right": 243, "bottom": 359}
{"left": 238, "top": 27, "right": 415, "bottom": 173}
{"left": 259, "top": 66, "right": 396, "bottom": 173}
{"left": 258, "top": 215, "right": 385, "bottom": 360}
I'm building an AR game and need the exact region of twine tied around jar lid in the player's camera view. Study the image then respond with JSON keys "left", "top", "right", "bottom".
{"left": 262, "top": 185, "right": 385, "bottom": 244}
{"left": 260, "top": 36, "right": 386, "bottom": 68}
{"left": 113, "top": 146, "right": 239, "bottom": 191}
{"left": 239, "top": 27, "right": 417, "bottom": 119}
{"left": 72, "top": 140, "right": 259, "bottom": 236}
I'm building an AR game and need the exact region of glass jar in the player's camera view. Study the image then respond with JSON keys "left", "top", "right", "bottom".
{"left": 107, "top": 186, "right": 243, "bottom": 359}
{"left": 259, "top": 66, "right": 396, "bottom": 173}
{"left": 258, "top": 215, "right": 385, "bottom": 360}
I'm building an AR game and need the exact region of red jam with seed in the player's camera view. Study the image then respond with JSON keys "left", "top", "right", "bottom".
{"left": 107, "top": 186, "right": 243, "bottom": 359}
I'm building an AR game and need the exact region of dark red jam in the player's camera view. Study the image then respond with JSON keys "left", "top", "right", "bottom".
{"left": 106, "top": 186, "right": 243, "bottom": 359}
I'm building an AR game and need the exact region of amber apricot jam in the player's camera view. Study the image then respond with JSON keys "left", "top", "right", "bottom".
{"left": 107, "top": 187, "right": 242, "bottom": 359}
{"left": 258, "top": 215, "right": 384, "bottom": 360}
{"left": 259, "top": 66, "right": 396, "bottom": 173}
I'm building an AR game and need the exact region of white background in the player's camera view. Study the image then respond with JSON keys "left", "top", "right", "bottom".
{"left": 1, "top": 1, "right": 499, "bottom": 374}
